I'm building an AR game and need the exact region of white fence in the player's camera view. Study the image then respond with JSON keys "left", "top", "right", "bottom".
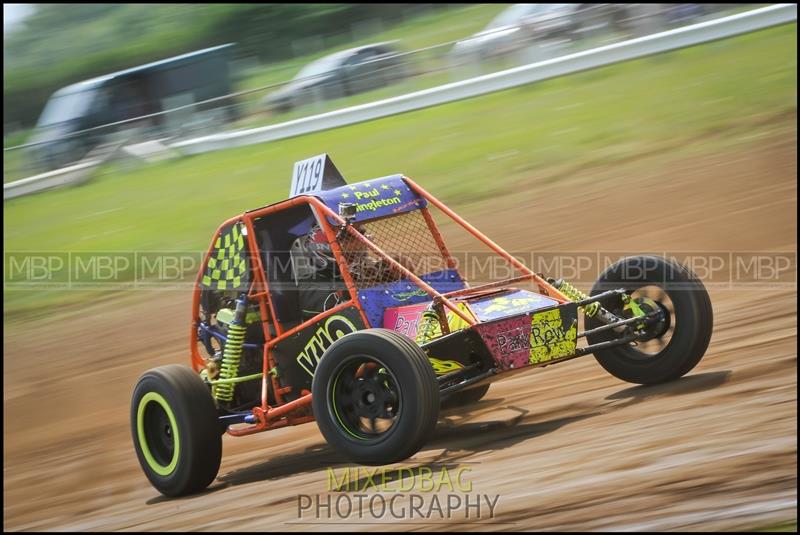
{"left": 3, "top": 139, "right": 127, "bottom": 200}
{"left": 4, "top": 4, "right": 796, "bottom": 199}
{"left": 170, "top": 4, "right": 797, "bottom": 155}
{"left": 3, "top": 160, "right": 102, "bottom": 200}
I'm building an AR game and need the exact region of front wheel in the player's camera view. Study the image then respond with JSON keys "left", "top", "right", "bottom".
{"left": 131, "top": 364, "right": 222, "bottom": 497}
{"left": 586, "top": 255, "right": 713, "bottom": 385}
{"left": 312, "top": 329, "right": 440, "bottom": 465}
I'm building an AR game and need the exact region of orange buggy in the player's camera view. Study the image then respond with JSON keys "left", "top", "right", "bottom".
{"left": 131, "top": 155, "right": 713, "bottom": 496}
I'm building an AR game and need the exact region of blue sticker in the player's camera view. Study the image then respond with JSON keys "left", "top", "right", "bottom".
{"left": 357, "top": 269, "right": 465, "bottom": 327}
{"left": 468, "top": 289, "right": 559, "bottom": 321}
{"left": 316, "top": 175, "right": 426, "bottom": 224}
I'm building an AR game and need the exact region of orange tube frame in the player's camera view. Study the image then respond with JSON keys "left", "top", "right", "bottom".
{"left": 404, "top": 177, "right": 571, "bottom": 304}
{"left": 190, "top": 176, "right": 572, "bottom": 435}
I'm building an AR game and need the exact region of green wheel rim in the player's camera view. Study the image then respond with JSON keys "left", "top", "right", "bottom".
{"left": 137, "top": 391, "right": 181, "bottom": 476}
{"left": 332, "top": 373, "right": 368, "bottom": 441}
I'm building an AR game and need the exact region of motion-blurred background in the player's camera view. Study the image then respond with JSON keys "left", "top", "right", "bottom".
{"left": 3, "top": 4, "right": 759, "bottom": 178}
{"left": 3, "top": 4, "right": 797, "bottom": 532}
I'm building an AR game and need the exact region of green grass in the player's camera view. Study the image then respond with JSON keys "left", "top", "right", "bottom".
{"left": 3, "top": 147, "right": 29, "bottom": 183}
{"left": 755, "top": 521, "right": 797, "bottom": 532}
{"left": 3, "top": 23, "right": 797, "bottom": 315}
{"left": 4, "top": 129, "right": 31, "bottom": 148}
{"left": 4, "top": 129, "right": 33, "bottom": 183}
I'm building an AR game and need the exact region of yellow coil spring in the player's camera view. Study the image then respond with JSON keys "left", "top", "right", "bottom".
{"left": 557, "top": 280, "right": 600, "bottom": 317}
{"left": 415, "top": 309, "right": 441, "bottom": 344}
{"left": 215, "top": 323, "right": 246, "bottom": 402}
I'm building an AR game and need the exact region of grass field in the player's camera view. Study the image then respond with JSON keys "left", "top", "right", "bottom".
{"left": 3, "top": 23, "right": 797, "bottom": 314}
{"left": 755, "top": 521, "right": 798, "bottom": 532}
{"left": 3, "top": 130, "right": 34, "bottom": 184}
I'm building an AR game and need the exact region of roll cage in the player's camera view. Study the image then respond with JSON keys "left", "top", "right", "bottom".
{"left": 191, "top": 176, "right": 573, "bottom": 436}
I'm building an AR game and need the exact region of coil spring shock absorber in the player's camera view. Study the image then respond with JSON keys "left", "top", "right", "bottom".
{"left": 416, "top": 308, "right": 442, "bottom": 344}
{"left": 549, "top": 278, "right": 600, "bottom": 317}
{"left": 215, "top": 294, "right": 247, "bottom": 403}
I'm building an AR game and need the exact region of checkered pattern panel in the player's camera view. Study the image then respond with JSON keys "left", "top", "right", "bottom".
{"left": 201, "top": 223, "right": 250, "bottom": 291}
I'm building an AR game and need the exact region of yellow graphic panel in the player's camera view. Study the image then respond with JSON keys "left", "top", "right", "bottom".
{"left": 428, "top": 357, "right": 464, "bottom": 375}
{"left": 530, "top": 309, "right": 577, "bottom": 364}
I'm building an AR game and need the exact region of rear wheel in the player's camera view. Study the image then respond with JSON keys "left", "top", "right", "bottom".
{"left": 312, "top": 329, "right": 439, "bottom": 465}
{"left": 131, "top": 364, "right": 222, "bottom": 497}
{"left": 586, "top": 255, "right": 713, "bottom": 385}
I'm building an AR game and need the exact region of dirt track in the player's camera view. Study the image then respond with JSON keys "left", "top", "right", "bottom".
{"left": 3, "top": 129, "right": 797, "bottom": 531}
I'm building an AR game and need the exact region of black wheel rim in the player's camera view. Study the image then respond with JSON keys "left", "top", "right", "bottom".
{"left": 142, "top": 400, "right": 176, "bottom": 468}
{"left": 329, "top": 355, "right": 402, "bottom": 441}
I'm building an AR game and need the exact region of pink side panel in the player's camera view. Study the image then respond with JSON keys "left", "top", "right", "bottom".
{"left": 475, "top": 315, "right": 532, "bottom": 371}
{"left": 383, "top": 302, "right": 430, "bottom": 340}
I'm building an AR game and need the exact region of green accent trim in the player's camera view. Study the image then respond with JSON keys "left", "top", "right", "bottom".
{"left": 429, "top": 357, "right": 464, "bottom": 375}
{"left": 136, "top": 392, "right": 181, "bottom": 477}
{"left": 622, "top": 293, "right": 647, "bottom": 329}
{"left": 378, "top": 368, "right": 389, "bottom": 389}
{"left": 331, "top": 373, "right": 368, "bottom": 441}
{"left": 216, "top": 308, "right": 234, "bottom": 325}
{"left": 625, "top": 298, "right": 646, "bottom": 317}
{"left": 207, "top": 372, "right": 263, "bottom": 385}
{"left": 558, "top": 279, "right": 599, "bottom": 316}
{"left": 214, "top": 322, "right": 244, "bottom": 401}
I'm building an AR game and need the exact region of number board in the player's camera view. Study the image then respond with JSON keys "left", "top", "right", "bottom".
{"left": 289, "top": 153, "right": 346, "bottom": 197}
